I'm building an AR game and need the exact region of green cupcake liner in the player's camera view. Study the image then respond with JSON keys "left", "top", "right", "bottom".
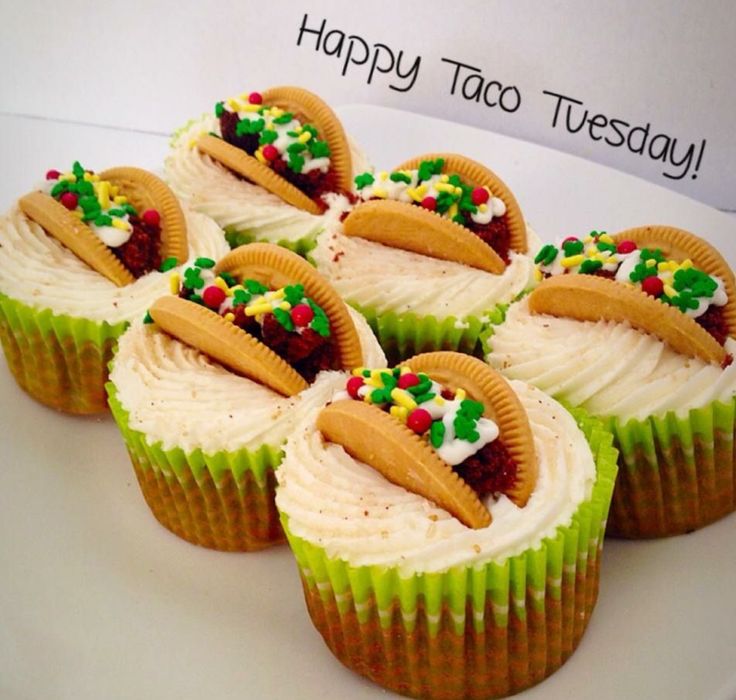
{"left": 348, "top": 302, "right": 507, "bottom": 366}
{"left": 224, "top": 226, "right": 318, "bottom": 257}
{"left": 605, "top": 397, "right": 736, "bottom": 537}
{"left": 107, "top": 383, "right": 285, "bottom": 551}
{"left": 282, "top": 408, "right": 618, "bottom": 699}
{"left": 0, "top": 293, "right": 127, "bottom": 414}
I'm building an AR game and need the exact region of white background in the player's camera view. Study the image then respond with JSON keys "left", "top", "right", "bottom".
{"left": 1, "top": 0, "right": 734, "bottom": 210}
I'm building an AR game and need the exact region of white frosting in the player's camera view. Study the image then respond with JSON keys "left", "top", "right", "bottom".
{"left": 0, "top": 205, "right": 229, "bottom": 324}
{"left": 311, "top": 226, "right": 539, "bottom": 319}
{"left": 276, "top": 381, "right": 596, "bottom": 574}
{"left": 487, "top": 298, "right": 736, "bottom": 421}
{"left": 110, "top": 306, "right": 386, "bottom": 454}
{"left": 164, "top": 114, "right": 370, "bottom": 245}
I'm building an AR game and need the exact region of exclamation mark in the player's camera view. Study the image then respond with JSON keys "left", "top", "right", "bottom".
{"left": 692, "top": 139, "right": 706, "bottom": 180}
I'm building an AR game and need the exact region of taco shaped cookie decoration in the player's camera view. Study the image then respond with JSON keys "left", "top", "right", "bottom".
{"left": 344, "top": 154, "right": 528, "bottom": 274}
{"left": 316, "top": 352, "right": 537, "bottom": 529}
{"left": 148, "top": 243, "right": 364, "bottom": 396}
{"left": 530, "top": 226, "right": 736, "bottom": 365}
{"left": 197, "top": 87, "right": 353, "bottom": 216}
{"left": 18, "top": 162, "right": 188, "bottom": 286}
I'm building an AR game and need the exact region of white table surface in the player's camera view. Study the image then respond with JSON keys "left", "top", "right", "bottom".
{"left": 1, "top": 107, "right": 735, "bottom": 700}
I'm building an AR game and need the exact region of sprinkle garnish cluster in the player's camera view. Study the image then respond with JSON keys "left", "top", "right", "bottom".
{"left": 215, "top": 91, "right": 331, "bottom": 175}
{"left": 339, "top": 367, "right": 498, "bottom": 466}
{"left": 147, "top": 257, "right": 330, "bottom": 337}
{"left": 353, "top": 158, "right": 506, "bottom": 227}
{"left": 44, "top": 162, "right": 160, "bottom": 248}
{"left": 534, "top": 231, "right": 727, "bottom": 319}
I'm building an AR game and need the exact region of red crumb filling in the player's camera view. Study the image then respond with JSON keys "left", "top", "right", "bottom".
{"left": 113, "top": 218, "right": 161, "bottom": 278}
{"left": 236, "top": 310, "right": 338, "bottom": 383}
{"left": 697, "top": 305, "right": 729, "bottom": 346}
{"left": 219, "top": 113, "right": 339, "bottom": 205}
{"left": 453, "top": 440, "right": 518, "bottom": 499}
{"left": 467, "top": 216, "right": 512, "bottom": 263}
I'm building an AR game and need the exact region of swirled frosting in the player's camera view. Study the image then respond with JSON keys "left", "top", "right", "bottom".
{"left": 164, "top": 114, "right": 370, "bottom": 245}
{"left": 110, "top": 306, "right": 386, "bottom": 454}
{"left": 310, "top": 227, "right": 538, "bottom": 320}
{"left": 487, "top": 298, "right": 736, "bottom": 421}
{"left": 276, "top": 381, "right": 595, "bottom": 574}
{"left": 0, "top": 205, "right": 228, "bottom": 324}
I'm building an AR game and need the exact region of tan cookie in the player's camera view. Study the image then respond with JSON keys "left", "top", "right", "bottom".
{"left": 100, "top": 167, "right": 188, "bottom": 265}
{"left": 612, "top": 225, "right": 736, "bottom": 338}
{"left": 18, "top": 191, "right": 135, "bottom": 286}
{"left": 149, "top": 295, "right": 308, "bottom": 397}
{"left": 343, "top": 200, "right": 506, "bottom": 274}
{"left": 528, "top": 274, "right": 727, "bottom": 365}
{"left": 317, "top": 400, "right": 491, "bottom": 529}
{"left": 198, "top": 86, "right": 352, "bottom": 213}
{"left": 397, "top": 154, "right": 527, "bottom": 254}
{"left": 215, "top": 243, "right": 364, "bottom": 369}
{"left": 404, "top": 352, "right": 537, "bottom": 508}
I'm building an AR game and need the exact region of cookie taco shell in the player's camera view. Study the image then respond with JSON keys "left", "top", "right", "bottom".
{"left": 343, "top": 153, "right": 527, "bottom": 274}
{"left": 197, "top": 86, "right": 352, "bottom": 215}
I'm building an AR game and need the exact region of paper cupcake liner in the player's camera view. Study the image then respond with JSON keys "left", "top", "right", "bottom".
{"left": 225, "top": 226, "right": 318, "bottom": 257}
{"left": 605, "top": 397, "right": 736, "bottom": 538}
{"left": 281, "top": 409, "right": 617, "bottom": 700}
{"left": 0, "top": 293, "right": 127, "bottom": 414}
{"left": 107, "top": 384, "right": 284, "bottom": 551}
{"left": 349, "top": 303, "right": 507, "bottom": 366}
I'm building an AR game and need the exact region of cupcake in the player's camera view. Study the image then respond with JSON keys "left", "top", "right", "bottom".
{"left": 0, "top": 161, "right": 228, "bottom": 414}
{"left": 165, "top": 86, "right": 369, "bottom": 255}
{"left": 277, "top": 352, "right": 617, "bottom": 699}
{"left": 310, "top": 154, "right": 537, "bottom": 363}
{"left": 107, "top": 243, "right": 386, "bottom": 551}
{"left": 487, "top": 226, "right": 736, "bottom": 537}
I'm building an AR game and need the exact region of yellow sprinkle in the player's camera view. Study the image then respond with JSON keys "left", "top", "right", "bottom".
{"left": 454, "top": 187, "right": 463, "bottom": 197}
{"left": 583, "top": 236, "right": 593, "bottom": 244}
{"left": 96, "top": 181, "right": 111, "bottom": 209}
{"left": 390, "top": 388, "right": 417, "bottom": 411}
{"left": 60, "top": 173, "right": 76, "bottom": 182}
{"left": 433, "top": 396, "right": 446, "bottom": 406}
{"left": 245, "top": 303, "right": 273, "bottom": 316}
{"left": 478, "top": 203, "right": 488, "bottom": 212}
{"left": 241, "top": 104, "right": 261, "bottom": 113}
{"left": 279, "top": 302, "right": 291, "bottom": 311}
{"left": 187, "top": 138, "right": 197, "bottom": 149}
{"left": 214, "top": 277, "right": 230, "bottom": 294}
{"left": 680, "top": 259, "right": 693, "bottom": 270}
{"left": 90, "top": 174, "right": 100, "bottom": 182}
{"left": 646, "top": 258, "right": 656, "bottom": 268}
{"left": 365, "top": 376, "right": 382, "bottom": 388}
{"left": 83, "top": 173, "right": 93, "bottom": 182}
{"left": 110, "top": 185, "right": 119, "bottom": 197}
{"left": 372, "top": 188, "right": 388, "bottom": 199}
{"left": 266, "top": 288, "right": 285, "bottom": 300}
{"left": 561, "top": 254, "right": 584, "bottom": 268}
{"left": 440, "top": 174, "right": 449, "bottom": 183}
{"left": 664, "top": 284, "right": 677, "bottom": 298}
{"left": 447, "top": 203, "right": 459, "bottom": 219}
{"left": 352, "top": 367, "right": 366, "bottom": 377}
{"left": 390, "top": 405, "right": 409, "bottom": 423}
{"left": 255, "top": 148, "right": 267, "bottom": 164}
{"left": 534, "top": 267, "right": 543, "bottom": 282}
{"left": 169, "top": 273, "right": 180, "bottom": 295}
{"left": 298, "top": 131, "right": 312, "bottom": 143}
{"left": 371, "top": 369, "right": 387, "bottom": 381}
{"left": 598, "top": 233, "right": 614, "bottom": 244}
{"left": 455, "top": 388, "right": 467, "bottom": 401}
{"left": 658, "top": 260, "right": 678, "bottom": 273}
{"left": 378, "top": 171, "right": 388, "bottom": 181}
{"left": 399, "top": 365, "right": 412, "bottom": 375}
{"left": 71, "top": 210, "right": 84, "bottom": 219}
{"left": 227, "top": 97, "right": 241, "bottom": 111}
{"left": 268, "top": 106, "right": 284, "bottom": 118}
{"left": 229, "top": 284, "right": 245, "bottom": 295}
{"left": 111, "top": 218, "right": 129, "bottom": 231}
{"left": 608, "top": 255, "right": 618, "bottom": 264}
{"left": 113, "top": 195, "right": 127, "bottom": 205}
{"left": 434, "top": 183, "right": 455, "bottom": 194}
{"left": 223, "top": 312, "right": 235, "bottom": 323}
{"left": 363, "top": 391, "right": 373, "bottom": 404}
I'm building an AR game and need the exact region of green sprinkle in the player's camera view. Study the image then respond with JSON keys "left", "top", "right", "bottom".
{"left": 215, "top": 102, "right": 225, "bottom": 118}
{"left": 430, "top": 420, "right": 446, "bottom": 448}
{"left": 143, "top": 311, "right": 153, "bottom": 324}
{"left": 302, "top": 124, "right": 318, "bottom": 138}
{"left": 389, "top": 171, "right": 412, "bottom": 184}
{"left": 76, "top": 180, "right": 94, "bottom": 196}
{"left": 233, "top": 288, "right": 251, "bottom": 305}
{"left": 78, "top": 195, "right": 99, "bottom": 212}
{"left": 160, "top": 257, "right": 178, "bottom": 272}
{"left": 414, "top": 392, "right": 436, "bottom": 405}
{"left": 596, "top": 241, "right": 617, "bottom": 253}
{"left": 408, "top": 379, "right": 432, "bottom": 396}
{"left": 287, "top": 142, "right": 306, "bottom": 154}
{"left": 534, "top": 243, "right": 558, "bottom": 266}
{"left": 308, "top": 140, "right": 330, "bottom": 158}
{"left": 362, "top": 369, "right": 371, "bottom": 378}
{"left": 579, "top": 259, "right": 603, "bottom": 274}
{"left": 562, "top": 239, "right": 584, "bottom": 256}
{"left": 259, "top": 129, "right": 278, "bottom": 145}
{"left": 123, "top": 203, "right": 138, "bottom": 216}
{"left": 218, "top": 271, "right": 237, "bottom": 287}
{"left": 417, "top": 158, "right": 444, "bottom": 182}
{"left": 106, "top": 208, "right": 125, "bottom": 217}
{"left": 459, "top": 399, "right": 484, "bottom": 421}
{"left": 245, "top": 279, "right": 269, "bottom": 294}
{"left": 195, "top": 257, "right": 215, "bottom": 269}
{"left": 273, "top": 113, "right": 293, "bottom": 125}
{"left": 284, "top": 284, "right": 305, "bottom": 305}
{"left": 235, "top": 117, "right": 265, "bottom": 136}
{"left": 183, "top": 267, "right": 205, "bottom": 290}
{"left": 354, "top": 172, "right": 375, "bottom": 189}
{"left": 189, "top": 293, "right": 203, "bottom": 304}
{"left": 273, "top": 307, "right": 294, "bottom": 332}
{"left": 93, "top": 215, "right": 113, "bottom": 227}
{"left": 452, "top": 214, "right": 466, "bottom": 225}
{"left": 307, "top": 298, "right": 330, "bottom": 337}
{"left": 287, "top": 152, "right": 305, "bottom": 174}
{"left": 72, "top": 161, "right": 86, "bottom": 179}
{"left": 50, "top": 182, "right": 68, "bottom": 198}
{"left": 381, "top": 373, "right": 397, "bottom": 390}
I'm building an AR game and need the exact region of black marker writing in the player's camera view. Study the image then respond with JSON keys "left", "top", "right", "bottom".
{"left": 442, "top": 57, "right": 521, "bottom": 112}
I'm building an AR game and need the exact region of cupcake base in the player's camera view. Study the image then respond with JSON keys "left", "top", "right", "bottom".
{"left": 606, "top": 399, "right": 736, "bottom": 538}
{"left": 108, "top": 385, "right": 284, "bottom": 551}
{"left": 0, "top": 293, "right": 126, "bottom": 414}
{"left": 225, "top": 227, "right": 318, "bottom": 257}
{"left": 283, "top": 410, "right": 617, "bottom": 700}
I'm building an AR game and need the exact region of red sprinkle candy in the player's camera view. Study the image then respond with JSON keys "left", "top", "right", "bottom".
{"left": 471, "top": 187, "right": 489, "bottom": 205}
{"left": 291, "top": 303, "right": 314, "bottom": 326}
{"left": 562, "top": 236, "right": 579, "bottom": 245}
{"left": 641, "top": 276, "right": 664, "bottom": 297}
{"left": 407, "top": 408, "right": 432, "bottom": 434}
{"left": 617, "top": 240, "right": 637, "bottom": 254}
{"left": 347, "top": 376, "right": 364, "bottom": 399}
{"left": 60, "top": 192, "right": 78, "bottom": 210}
{"left": 202, "top": 285, "right": 226, "bottom": 309}
{"left": 397, "top": 372, "right": 420, "bottom": 390}
{"left": 248, "top": 92, "right": 263, "bottom": 105}
{"left": 421, "top": 196, "right": 437, "bottom": 211}
{"left": 46, "top": 169, "right": 61, "bottom": 181}
{"left": 142, "top": 209, "right": 161, "bottom": 227}
{"left": 262, "top": 144, "right": 278, "bottom": 161}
